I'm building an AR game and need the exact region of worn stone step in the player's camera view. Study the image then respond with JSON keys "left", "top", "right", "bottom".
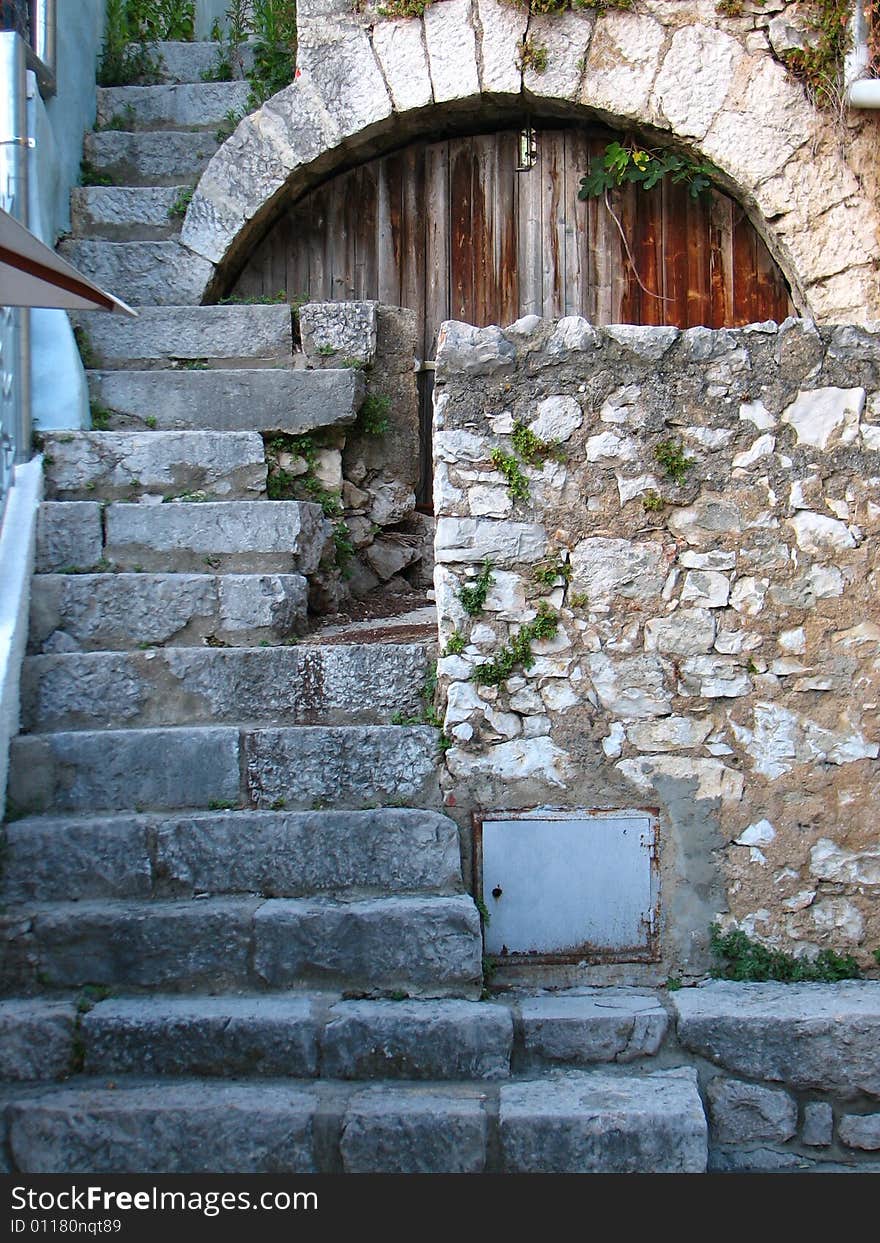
{"left": 514, "top": 989, "right": 670, "bottom": 1069}
{"left": 83, "top": 129, "right": 220, "bottom": 185}
{"left": 70, "top": 185, "right": 189, "bottom": 240}
{"left": 0, "top": 895, "right": 482, "bottom": 996}
{"left": 88, "top": 367, "right": 363, "bottom": 432}
{"left": 35, "top": 502, "right": 103, "bottom": 573}
{"left": 672, "top": 980, "right": 880, "bottom": 1098}
{"left": 58, "top": 239, "right": 212, "bottom": 306}
{"left": 8, "top": 725, "right": 442, "bottom": 815}
{"left": 0, "top": 999, "right": 78, "bottom": 1081}
{"left": 78, "top": 995, "right": 512, "bottom": 1081}
{"left": 243, "top": 725, "right": 443, "bottom": 812}
{"left": 29, "top": 572, "right": 308, "bottom": 652}
{"left": 1, "top": 808, "right": 463, "bottom": 903}
{"left": 1, "top": 1068, "right": 707, "bottom": 1173}
{"left": 152, "top": 40, "right": 252, "bottom": 85}
{"left": 499, "top": 1067, "right": 707, "bottom": 1173}
{"left": 35, "top": 498, "right": 325, "bottom": 575}
{"left": 72, "top": 304, "right": 293, "bottom": 367}
{"left": 104, "top": 499, "right": 325, "bottom": 573}
{"left": 40, "top": 430, "right": 266, "bottom": 501}
{"left": 96, "top": 81, "right": 250, "bottom": 130}
{"left": 8, "top": 726, "right": 242, "bottom": 817}
{"left": 21, "top": 643, "right": 430, "bottom": 732}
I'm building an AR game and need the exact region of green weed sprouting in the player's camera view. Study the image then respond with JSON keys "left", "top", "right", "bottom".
{"left": 457, "top": 559, "right": 494, "bottom": 617}
{"left": 710, "top": 925, "right": 862, "bottom": 983}
{"left": 472, "top": 602, "right": 559, "bottom": 687}
{"left": 654, "top": 439, "right": 694, "bottom": 486}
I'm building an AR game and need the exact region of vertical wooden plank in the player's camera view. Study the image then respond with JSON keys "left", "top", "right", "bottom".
{"left": 398, "top": 144, "right": 425, "bottom": 333}
{"left": 731, "top": 205, "right": 756, "bottom": 327}
{"left": 491, "top": 130, "right": 518, "bottom": 329}
{"left": 685, "top": 188, "right": 711, "bottom": 328}
{"left": 471, "top": 135, "right": 493, "bottom": 328}
{"left": 356, "top": 162, "right": 379, "bottom": 302}
{"left": 708, "top": 194, "right": 735, "bottom": 329}
{"left": 323, "top": 171, "right": 346, "bottom": 301}
{"left": 450, "top": 138, "right": 475, "bottom": 322}
{"left": 517, "top": 136, "right": 543, "bottom": 319}
{"left": 376, "top": 155, "right": 400, "bottom": 307}
{"left": 613, "top": 182, "right": 637, "bottom": 324}
{"left": 539, "top": 130, "right": 564, "bottom": 318}
{"left": 563, "top": 130, "right": 589, "bottom": 319}
{"left": 424, "top": 139, "right": 450, "bottom": 359}
{"left": 661, "top": 178, "right": 689, "bottom": 329}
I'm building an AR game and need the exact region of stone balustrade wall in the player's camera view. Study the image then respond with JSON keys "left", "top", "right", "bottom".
{"left": 433, "top": 314, "right": 880, "bottom": 974}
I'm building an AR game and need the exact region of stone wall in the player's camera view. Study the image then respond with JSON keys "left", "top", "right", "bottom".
{"left": 181, "top": 0, "right": 880, "bottom": 323}
{"left": 433, "top": 314, "right": 880, "bottom": 976}
{"left": 277, "top": 301, "right": 427, "bottom": 609}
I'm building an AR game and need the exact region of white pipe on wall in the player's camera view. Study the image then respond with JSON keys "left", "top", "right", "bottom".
{"left": 847, "top": 0, "right": 880, "bottom": 107}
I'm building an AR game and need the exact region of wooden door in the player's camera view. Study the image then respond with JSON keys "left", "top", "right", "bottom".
{"left": 232, "top": 125, "right": 793, "bottom": 358}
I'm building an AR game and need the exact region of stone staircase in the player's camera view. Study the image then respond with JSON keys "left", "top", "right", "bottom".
{"left": 0, "top": 39, "right": 713, "bottom": 1174}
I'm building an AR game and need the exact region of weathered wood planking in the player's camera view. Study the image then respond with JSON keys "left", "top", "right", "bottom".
{"left": 232, "top": 126, "right": 793, "bottom": 357}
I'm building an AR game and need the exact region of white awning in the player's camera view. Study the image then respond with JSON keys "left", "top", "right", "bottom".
{"left": 0, "top": 208, "right": 137, "bottom": 316}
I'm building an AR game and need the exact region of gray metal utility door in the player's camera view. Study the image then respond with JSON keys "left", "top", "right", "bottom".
{"left": 478, "top": 808, "right": 659, "bottom": 963}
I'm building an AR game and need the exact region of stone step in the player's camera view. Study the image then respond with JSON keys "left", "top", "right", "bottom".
{"left": 83, "top": 129, "right": 220, "bottom": 186}
{"left": 96, "top": 81, "right": 250, "bottom": 130}
{"left": 8, "top": 725, "right": 442, "bottom": 815}
{"left": 35, "top": 502, "right": 103, "bottom": 573}
{"left": 1, "top": 1068, "right": 707, "bottom": 1172}
{"left": 105, "top": 499, "right": 325, "bottom": 573}
{"left": 152, "top": 41, "right": 252, "bottom": 85}
{"left": 35, "top": 498, "right": 325, "bottom": 575}
{"left": 79, "top": 995, "right": 513, "bottom": 1081}
{"left": 58, "top": 239, "right": 212, "bottom": 306}
{"left": 0, "top": 894, "right": 482, "bottom": 996}
{"left": 88, "top": 366, "right": 363, "bottom": 432}
{"left": 21, "top": 643, "right": 431, "bottom": 732}
{"left": 70, "top": 185, "right": 189, "bottom": 240}
{"left": 40, "top": 430, "right": 266, "bottom": 501}
{"left": 29, "top": 572, "right": 308, "bottom": 652}
{"left": 72, "top": 304, "right": 293, "bottom": 367}
{"left": 1, "top": 808, "right": 463, "bottom": 903}
{"left": 0, "top": 988, "right": 675, "bottom": 1083}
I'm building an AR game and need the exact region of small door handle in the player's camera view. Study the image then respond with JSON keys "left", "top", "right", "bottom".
{"left": 492, "top": 885, "right": 503, "bottom": 900}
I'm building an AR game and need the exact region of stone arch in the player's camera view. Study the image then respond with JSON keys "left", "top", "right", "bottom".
{"left": 180, "top": 0, "right": 880, "bottom": 323}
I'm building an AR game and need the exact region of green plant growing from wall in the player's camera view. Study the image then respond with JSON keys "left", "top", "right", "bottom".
{"left": 491, "top": 449, "right": 531, "bottom": 502}
{"left": 472, "top": 602, "right": 559, "bottom": 686}
{"left": 167, "top": 186, "right": 195, "bottom": 219}
{"left": 89, "top": 401, "right": 114, "bottom": 431}
{"left": 457, "top": 559, "right": 494, "bottom": 616}
{"left": 781, "top": 0, "right": 853, "bottom": 109}
{"left": 203, "top": 0, "right": 250, "bottom": 81}
{"left": 98, "top": 0, "right": 197, "bottom": 86}
{"left": 443, "top": 630, "right": 467, "bottom": 656}
{"left": 654, "top": 439, "right": 693, "bottom": 486}
{"left": 532, "top": 555, "right": 571, "bottom": 588}
{"left": 579, "top": 141, "right": 718, "bottom": 202}
{"left": 511, "top": 420, "right": 563, "bottom": 467}
{"left": 710, "top": 925, "right": 862, "bottom": 982}
{"left": 356, "top": 394, "right": 391, "bottom": 437}
{"left": 518, "top": 38, "right": 549, "bottom": 74}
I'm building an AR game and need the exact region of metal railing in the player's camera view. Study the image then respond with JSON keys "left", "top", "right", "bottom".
{"left": 0, "top": 28, "right": 31, "bottom": 514}
{"left": 0, "top": 1, "right": 55, "bottom": 95}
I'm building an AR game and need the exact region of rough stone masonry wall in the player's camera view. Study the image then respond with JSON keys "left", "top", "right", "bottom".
{"left": 183, "top": 0, "right": 880, "bottom": 323}
{"left": 433, "top": 315, "right": 880, "bottom": 976}
{"left": 288, "top": 301, "right": 427, "bottom": 606}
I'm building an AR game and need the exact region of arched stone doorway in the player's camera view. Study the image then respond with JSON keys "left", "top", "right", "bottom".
{"left": 230, "top": 122, "right": 793, "bottom": 359}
